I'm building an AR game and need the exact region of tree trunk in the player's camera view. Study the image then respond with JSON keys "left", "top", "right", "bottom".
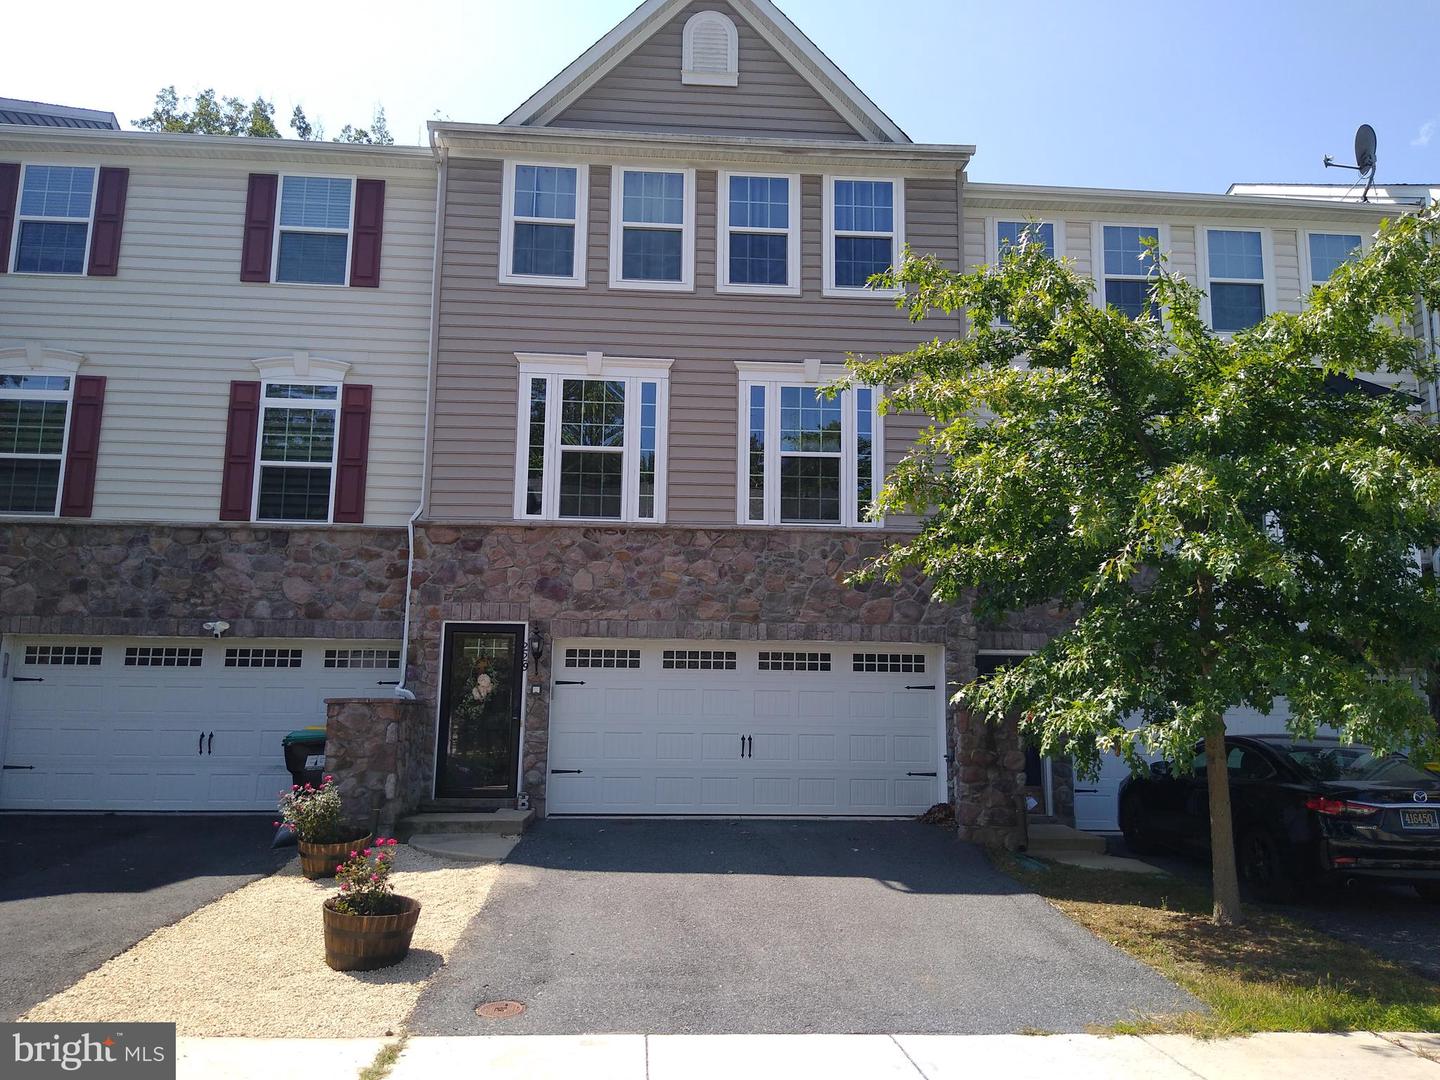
{"left": 1205, "top": 715, "right": 1244, "bottom": 926}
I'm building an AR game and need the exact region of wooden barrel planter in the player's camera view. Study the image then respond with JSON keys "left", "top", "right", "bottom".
{"left": 297, "top": 835, "right": 373, "bottom": 880}
{"left": 322, "top": 896, "right": 422, "bottom": 971}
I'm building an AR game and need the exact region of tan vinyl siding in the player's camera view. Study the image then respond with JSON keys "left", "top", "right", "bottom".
{"left": 549, "top": 0, "right": 865, "bottom": 141}
{"left": 430, "top": 158, "right": 962, "bottom": 525}
{"left": 0, "top": 146, "right": 435, "bottom": 526}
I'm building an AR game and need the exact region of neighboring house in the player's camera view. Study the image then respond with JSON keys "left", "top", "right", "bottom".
{"left": 0, "top": 123, "right": 437, "bottom": 811}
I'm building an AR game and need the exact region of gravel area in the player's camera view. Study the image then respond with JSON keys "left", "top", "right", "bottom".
{"left": 21, "top": 848, "right": 499, "bottom": 1037}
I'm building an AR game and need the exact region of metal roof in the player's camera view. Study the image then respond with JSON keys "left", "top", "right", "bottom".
{"left": 0, "top": 97, "right": 119, "bottom": 130}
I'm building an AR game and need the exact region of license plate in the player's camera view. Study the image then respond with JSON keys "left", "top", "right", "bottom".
{"left": 304, "top": 754, "right": 325, "bottom": 770}
{"left": 1400, "top": 808, "right": 1439, "bottom": 830}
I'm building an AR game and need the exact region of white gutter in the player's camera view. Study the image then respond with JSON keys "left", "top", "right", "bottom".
{"left": 394, "top": 143, "right": 449, "bottom": 701}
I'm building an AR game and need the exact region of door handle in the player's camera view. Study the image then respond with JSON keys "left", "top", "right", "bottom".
{"left": 906, "top": 771, "right": 937, "bottom": 777}
{"left": 207, "top": 732, "right": 214, "bottom": 755}
{"left": 555, "top": 680, "right": 585, "bottom": 686}
{"left": 11, "top": 676, "right": 43, "bottom": 683}
{"left": 550, "top": 769, "right": 583, "bottom": 774}
{"left": 905, "top": 684, "right": 936, "bottom": 690}
{"left": 198, "top": 731, "right": 204, "bottom": 755}
{"left": 3, "top": 764, "right": 35, "bottom": 770}
{"left": 1074, "top": 788, "right": 1099, "bottom": 794}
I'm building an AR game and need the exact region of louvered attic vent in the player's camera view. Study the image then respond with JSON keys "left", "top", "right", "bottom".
{"left": 682, "top": 10, "right": 739, "bottom": 86}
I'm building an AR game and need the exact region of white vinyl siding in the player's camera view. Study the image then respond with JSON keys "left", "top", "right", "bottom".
{"left": 0, "top": 142, "right": 435, "bottom": 526}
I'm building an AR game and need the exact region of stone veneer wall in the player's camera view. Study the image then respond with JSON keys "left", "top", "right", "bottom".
{"left": 407, "top": 522, "right": 1029, "bottom": 846}
{"left": 325, "top": 697, "right": 431, "bottom": 832}
{"left": 0, "top": 522, "right": 408, "bottom": 639}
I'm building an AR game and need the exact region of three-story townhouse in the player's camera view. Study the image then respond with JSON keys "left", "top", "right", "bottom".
{"left": 0, "top": 124, "right": 437, "bottom": 813}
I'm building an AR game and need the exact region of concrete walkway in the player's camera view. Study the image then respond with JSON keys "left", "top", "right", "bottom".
{"left": 176, "top": 1032, "right": 1440, "bottom": 1080}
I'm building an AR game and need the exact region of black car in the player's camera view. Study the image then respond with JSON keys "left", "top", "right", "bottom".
{"left": 1118, "top": 735, "right": 1440, "bottom": 901}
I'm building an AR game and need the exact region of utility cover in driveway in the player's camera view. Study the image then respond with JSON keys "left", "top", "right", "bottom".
{"left": 408, "top": 820, "right": 1199, "bottom": 1035}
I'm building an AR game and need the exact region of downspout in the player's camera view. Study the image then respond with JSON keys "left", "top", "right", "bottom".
{"left": 394, "top": 139, "right": 449, "bottom": 700}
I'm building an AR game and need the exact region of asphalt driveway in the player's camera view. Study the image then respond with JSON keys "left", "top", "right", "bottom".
{"left": 0, "top": 815, "right": 288, "bottom": 1020}
{"left": 409, "top": 819, "right": 1197, "bottom": 1035}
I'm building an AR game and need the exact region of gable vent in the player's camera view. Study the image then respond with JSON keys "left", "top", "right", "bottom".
{"left": 682, "top": 10, "right": 739, "bottom": 86}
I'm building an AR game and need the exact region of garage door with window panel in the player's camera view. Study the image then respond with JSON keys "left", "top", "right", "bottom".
{"left": 547, "top": 639, "right": 945, "bottom": 815}
{"left": 0, "top": 638, "right": 402, "bottom": 811}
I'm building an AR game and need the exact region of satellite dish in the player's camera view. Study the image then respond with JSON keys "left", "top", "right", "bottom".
{"left": 1322, "top": 124, "right": 1378, "bottom": 201}
{"left": 1355, "top": 124, "right": 1377, "bottom": 175}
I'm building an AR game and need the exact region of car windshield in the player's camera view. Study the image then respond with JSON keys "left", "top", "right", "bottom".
{"left": 1280, "top": 745, "right": 1432, "bottom": 784}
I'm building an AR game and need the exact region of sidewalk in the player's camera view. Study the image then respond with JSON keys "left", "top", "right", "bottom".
{"left": 179, "top": 1031, "right": 1440, "bottom": 1080}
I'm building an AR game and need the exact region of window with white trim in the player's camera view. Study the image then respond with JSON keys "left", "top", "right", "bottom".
{"left": 994, "top": 220, "right": 1058, "bottom": 324}
{"left": 739, "top": 365, "right": 881, "bottom": 527}
{"left": 274, "top": 175, "right": 354, "bottom": 285}
{"left": 515, "top": 354, "right": 670, "bottom": 522}
{"left": 12, "top": 164, "right": 97, "bottom": 275}
{"left": 610, "top": 167, "right": 694, "bottom": 289}
{"left": 718, "top": 172, "right": 799, "bottom": 293}
{"left": 500, "top": 162, "right": 587, "bottom": 286}
{"left": 1205, "top": 228, "right": 1266, "bottom": 331}
{"left": 0, "top": 371, "right": 73, "bottom": 515}
{"left": 1307, "top": 232, "right": 1362, "bottom": 288}
{"left": 254, "top": 382, "right": 339, "bottom": 522}
{"left": 1100, "top": 225, "right": 1160, "bottom": 319}
{"left": 824, "top": 177, "right": 903, "bottom": 297}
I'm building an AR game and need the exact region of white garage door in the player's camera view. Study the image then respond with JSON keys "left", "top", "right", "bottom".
{"left": 0, "top": 637, "right": 402, "bottom": 811}
{"left": 546, "top": 639, "right": 945, "bottom": 815}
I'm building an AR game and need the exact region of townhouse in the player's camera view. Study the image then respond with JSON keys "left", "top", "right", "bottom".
{"left": 0, "top": 120, "right": 437, "bottom": 810}
{"left": 0, "top": 1, "right": 1415, "bottom": 843}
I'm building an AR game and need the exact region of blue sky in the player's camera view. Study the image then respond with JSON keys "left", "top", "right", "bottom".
{"left": 9, "top": 0, "right": 1436, "bottom": 193}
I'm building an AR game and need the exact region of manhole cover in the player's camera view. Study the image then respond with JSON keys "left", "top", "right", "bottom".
{"left": 475, "top": 1000, "right": 526, "bottom": 1019}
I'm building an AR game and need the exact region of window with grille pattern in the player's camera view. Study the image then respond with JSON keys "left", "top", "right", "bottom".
{"left": 758, "top": 651, "right": 831, "bottom": 672}
{"left": 662, "top": 649, "right": 737, "bottom": 670}
{"left": 564, "top": 648, "right": 640, "bottom": 669}
{"left": 23, "top": 644, "right": 102, "bottom": 666}
{"left": 324, "top": 648, "right": 400, "bottom": 669}
{"left": 224, "top": 647, "right": 302, "bottom": 668}
{"left": 852, "top": 652, "right": 925, "bottom": 673}
{"left": 124, "top": 646, "right": 203, "bottom": 667}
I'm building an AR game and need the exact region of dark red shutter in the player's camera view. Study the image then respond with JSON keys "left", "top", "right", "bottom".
{"left": 348, "top": 179, "right": 385, "bottom": 287}
{"left": 219, "top": 381, "right": 262, "bottom": 520}
{"left": 86, "top": 167, "right": 129, "bottom": 277}
{"left": 59, "top": 375, "right": 106, "bottom": 517}
{"left": 0, "top": 163, "right": 19, "bottom": 274}
{"left": 332, "top": 384, "right": 373, "bottom": 523}
{"left": 240, "top": 174, "right": 278, "bottom": 282}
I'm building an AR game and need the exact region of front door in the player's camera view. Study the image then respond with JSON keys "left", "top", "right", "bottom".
{"left": 436, "top": 624, "right": 525, "bottom": 799}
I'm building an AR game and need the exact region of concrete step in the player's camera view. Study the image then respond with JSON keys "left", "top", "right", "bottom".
{"left": 407, "top": 833, "right": 520, "bottom": 864}
{"left": 394, "top": 808, "right": 533, "bottom": 840}
{"left": 1026, "top": 823, "right": 1107, "bottom": 855}
{"left": 418, "top": 798, "right": 516, "bottom": 812}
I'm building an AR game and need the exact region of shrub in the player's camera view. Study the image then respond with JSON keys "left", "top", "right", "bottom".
{"left": 332, "top": 839, "right": 404, "bottom": 916}
{"left": 276, "top": 776, "right": 351, "bottom": 844}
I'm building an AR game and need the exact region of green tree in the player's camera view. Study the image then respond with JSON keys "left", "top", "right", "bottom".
{"left": 134, "top": 86, "right": 279, "bottom": 137}
{"left": 848, "top": 207, "right": 1440, "bottom": 926}
{"left": 333, "top": 107, "right": 394, "bottom": 146}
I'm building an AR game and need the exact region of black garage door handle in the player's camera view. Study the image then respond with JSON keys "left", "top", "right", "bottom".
{"left": 3, "top": 765, "right": 35, "bottom": 770}
{"left": 550, "top": 769, "right": 583, "bottom": 775}
{"left": 555, "top": 680, "right": 585, "bottom": 686}
{"left": 11, "top": 676, "right": 43, "bottom": 683}
{"left": 907, "top": 771, "right": 938, "bottom": 777}
{"left": 905, "top": 684, "right": 935, "bottom": 690}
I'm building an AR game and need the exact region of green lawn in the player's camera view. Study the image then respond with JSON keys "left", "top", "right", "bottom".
{"left": 996, "top": 852, "right": 1440, "bottom": 1036}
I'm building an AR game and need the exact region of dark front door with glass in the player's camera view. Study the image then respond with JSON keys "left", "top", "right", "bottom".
{"left": 436, "top": 624, "right": 525, "bottom": 798}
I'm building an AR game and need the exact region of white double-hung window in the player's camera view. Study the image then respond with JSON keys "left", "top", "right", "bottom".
{"left": 718, "top": 172, "right": 799, "bottom": 294}
{"left": 273, "top": 175, "right": 354, "bottom": 285}
{"left": 1305, "top": 231, "right": 1363, "bottom": 290}
{"left": 11, "top": 164, "right": 97, "bottom": 275}
{"left": 610, "top": 167, "right": 695, "bottom": 290}
{"left": 500, "top": 162, "right": 588, "bottom": 286}
{"left": 1098, "top": 224, "right": 1161, "bottom": 319}
{"left": 1204, "top": 228, "right": 1270, "bottom": 332}
{"left": 515, "top": 352, "right": 670, "bottom": 522}
{"left": 823, "top": 176, "right": 903, "bottom": 297}
{"left": 738, "top": 361, "right": 881, "bottom": 528}
{"left": 0, "top": 370, "right": 74, "bottom": 514}
{"left": 254, "top": 381, "right": 340, "bottom": 521}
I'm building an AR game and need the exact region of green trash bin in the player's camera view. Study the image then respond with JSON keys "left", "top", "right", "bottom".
{"left": 281, "top": 727, "right": 327, "bottom": 788}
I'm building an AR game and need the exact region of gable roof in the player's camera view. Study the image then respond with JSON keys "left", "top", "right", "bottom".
{"left": 502, "top": 0, "right": 909, "bottom": 144}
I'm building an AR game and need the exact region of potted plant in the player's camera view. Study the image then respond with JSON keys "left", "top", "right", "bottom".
{"left": 322, "top": 839, "right": 422, "bottom": 971}
{"left": 277, "top": 776, "right": 371, "bottom": 879}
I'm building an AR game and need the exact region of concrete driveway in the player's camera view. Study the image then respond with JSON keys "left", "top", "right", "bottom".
{"left": 0, "top": 815, "right": 289, "bottom": 1020}
{"left": 409, "top": 819, "right": 1196, "bottom": 1035}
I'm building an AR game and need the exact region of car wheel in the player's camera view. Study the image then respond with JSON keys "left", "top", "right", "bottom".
{"left": 1415, "top": 883, "right": 1440, "bottom": 904}
{"left": 1239, "top": 830, "right": 1296, "bottom": 903}
{"left": 1119, "top": 793, "right": 1159, "bottom": 854}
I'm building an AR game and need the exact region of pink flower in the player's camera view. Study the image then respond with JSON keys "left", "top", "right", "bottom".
{"left": 388, "top": 838, "right": 399, "bottom": 846}
{"left": 340, "top": 883, "right": 349, "bottom": 891}
{"left": 349, "top": 850, "right": 358, "bottom": 858}
{"left": 323, "top": 775, "right": 334, "bottom": 782}
{"left": 336, "top": 864, "right": 345, "bottom": 872}
{"left": 362, "top": 848, "right": 371, "bottom": 857}
{"left": 370, "top": 873, "right": 379, "bottom": 882}
{"left": 291, "top": 785, "right": 299, "bottom": 791}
